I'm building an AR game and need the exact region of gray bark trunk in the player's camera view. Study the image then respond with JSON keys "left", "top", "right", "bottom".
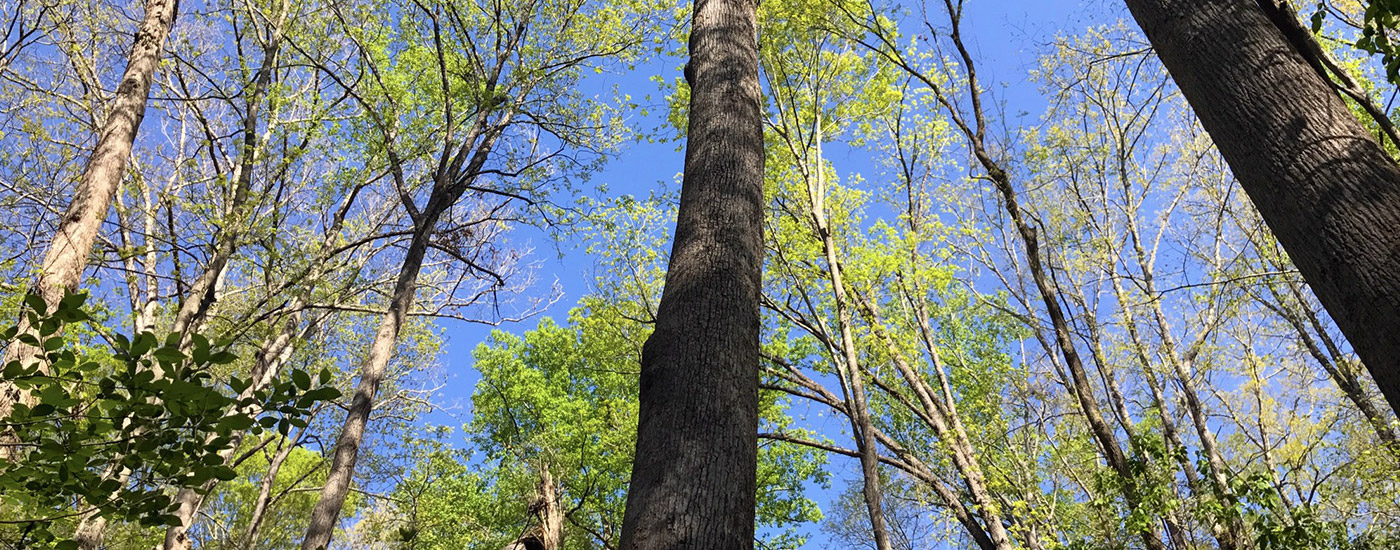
{"left": 240, "top": 432, "right": 301, "bottom": 550}
{"left": 1123, "top": 0, "right": 1400, "bottom": 412}
{"left": 805, "top": 118, "right": 893, "bottom": 550}
{"left": 0, "top": 0, "right": 178, "bottom": 455}
{"left": 618, "top": 0, "right": 764, "bottom": 548}
{"left": 298, "top": 100, "right": 509, "bottom": 549}
{"left": 297, "top": 217, "right": 434, "bottom": 550}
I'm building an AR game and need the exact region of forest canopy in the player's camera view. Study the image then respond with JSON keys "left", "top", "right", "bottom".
{"left": 2, "top": 0, "right": 1400, "bottom": 549}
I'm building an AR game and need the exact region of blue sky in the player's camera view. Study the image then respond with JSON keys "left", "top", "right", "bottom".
{"left": 415, "top": 0, "right": 1119, "bottom": 546}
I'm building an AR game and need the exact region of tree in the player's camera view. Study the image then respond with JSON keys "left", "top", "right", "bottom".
{"left": 356, "top": 288, "right": 825, "bottom": 549}
{"left": 618, "top": 0, "right": 766, "bottom": 547}
{"left": 0, "top": 0, "right": 179, "bottom": 453}
{"left": 1121, "top": 0, "right": 1400, "bottom": 412}
{"left": 297, "top": 0, "right": 660, "bottom": 546}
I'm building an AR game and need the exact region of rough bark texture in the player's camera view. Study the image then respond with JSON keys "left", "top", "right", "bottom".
{"left": 0, "top": 0, "right": 178, "bottom": 453}
{"left": 37, "top": 0, "right": 176, "bottom": 304}
{"left": 503, "top": 464, "right": 564, "bottom": 550}
{"left": 1123, "top": 0, "right": 1400, "bottom": 411}
{"left": 618, "top": 0, "right": 764, "bottom": 548}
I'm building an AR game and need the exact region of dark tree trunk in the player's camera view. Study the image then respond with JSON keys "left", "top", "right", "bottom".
{"left": 1123, "top": 0, "right": 1400, "bottom": 412}
{"left": 618, "top": 0, "right": 765, "bottom": 548}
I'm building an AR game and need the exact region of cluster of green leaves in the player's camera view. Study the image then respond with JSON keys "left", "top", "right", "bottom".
{"left": 1224, "top": 471, "right": 1348, "bottom": 550}
{"left": 364, "top": 296, "right": 825, "bottom": 549}
{"left": 1315, "top": 0, "right": 1400, "bottom": 84}
{"left": 0, "top": 292, "right": 341, "bottom": 547}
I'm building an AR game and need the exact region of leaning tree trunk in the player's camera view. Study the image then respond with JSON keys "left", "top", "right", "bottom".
{"left": 0, "top": 0, "right": 178, "bottom": 455}
{"left": 807, "top": 130, "right": 894, "bottom": 550}
{"left": 298, "top": 107, "right": 508, "bottom": 549}
{"left": 297, "top": 215, "right": 436, "bottom": 550}
{"left": 618, "top": 0, "right": 765, "bottom": 548}
{"left": 1122, "top": 0, "right": 1400, "bottom": 412}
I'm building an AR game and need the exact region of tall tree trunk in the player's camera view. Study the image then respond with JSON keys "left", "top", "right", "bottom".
{"left": 171, "top": 5, "right": 286, "bottom": 339}
{"left": 163, "top": 305, "right": 313, "bottom": 550}
{"left": 619, "top": 0, "right": 764, "bottom": 548}
{"left": 297, "top": 216, "right": 435, "bottom": 550}
{"left": 1123, "top": 0, "right": 1400, "bottom": 412}
{"left": 240, "top": 431, "right": 303, "bottom": 550}
{"left": 298, "top": 101, "right": 508, "bottom": 548}
{"left": 71, "top": 10, "right": 291, "bottom": 550}
{"left": 806, "top": 123, "right": 894, "bottom": 550}
{"left": 0, "top": 0, "right": 179, "bottom": 455}
{"left": 853, "top": 4, "right": 1174, "bottom": 545}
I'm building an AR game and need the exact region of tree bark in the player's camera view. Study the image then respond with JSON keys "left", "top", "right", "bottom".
{"left": 297, "top": 215, "right": 436, "bottom": 550}
{"left": 806, "top": 123, "right": 894, "bottom": 550}
{"left": 240, "top": 432, "right": 300, "bottom": 550}
{"left": 503, "top": 464, "right": 565, "bottom": 550}
{"left": 0, "top": 0, "right": 179, "bottom": 455}
{"left": 298, "top": 95, "right": 509, "bottom": 548}
{"left": 618, "top": 0, "right": 764, "bottom": 548}
{"left": 1123, "top": 0, "right": 1400, "bottom": 412}
{"left": 170, "top": 2, "right": 286, "bottom": 340}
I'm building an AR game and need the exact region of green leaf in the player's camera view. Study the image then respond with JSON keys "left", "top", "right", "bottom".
{"left": 208, "top": 351, "right": 237, "bottom": 365}
{"left": 217, "top": 415, "right": 256, "bottom": 431}
{"left": 130, "top": 332, "right": 156, "bottom": 357}
{"left": 293, "top": 369, "right": 311, "bottom": 389}
{"left": 23, "top": 293, "right": 46, "bottom": 316}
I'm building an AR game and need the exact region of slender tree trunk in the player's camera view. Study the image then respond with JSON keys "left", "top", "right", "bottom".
{"left": 1117, "top": 183, "right": 1252, "bottom": 549}
{"left": 1123, "top": 0, "right": 1400, "bottom": 412}
{"left": 619, "top": 0, "right": 764, "bottom": 547}
{"left": 854, "top": 296, "right": 1016, "bottom": 550}
{"left": 804, "top": 119, "right": 894, "bottom": 550}
{"left": 296, "top": 24, "right": 517, "bottom": 543}
{"left": 757, "top": 362, "right": 998, "bottom": 550}
{"left": 170, "top": 21, "right": 284, "bottom": 339}
{"left": 72, "top": 12, "right": 290, "bottom": 550}
{"left": 298, "top": 217, "right": 435, "bottom": 550}
{"left": 980, "top": 114, "right": 1171, "bottom": 550}
{"left": 0, "top": 0, "right": 179, "bottom": 455}
{"left": 163, "top": 304, "right": 311, "bottom": 550}
{"left": 239, "top": 432, "right": 301, "bottom": 550}
{"left": 858, "top": 4, "right": 1172, "bottom": 545}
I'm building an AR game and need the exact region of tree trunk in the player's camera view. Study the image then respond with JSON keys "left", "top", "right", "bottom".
{"left": 503, "top": 464, "right": 564, "bottom": 550}
{"left": 297, "top": 216, "right": 435, "bottom": 550}
{"left": 853, "top": 297, "right": 1015, "bottom": 550}
{"left": 171, "top": 9, "right": 286, "bottom": 340}
{"left": 164, "top": 305, "right": 310, "bottom": 550}
{"left": 241, "top": 432, "right": 302, "bottom": 550}
{"left": 298, "top": 101, "right": 509, "bottom": 548}
{"left": 0, "top": 0, "right": 178, "bottom": 455}
{"left": 1123, "top": 0, "right": 1400, "bottom": 412}
{"left": 618, "top": 0, "right": 764, "bottom": 548}
{"left": 807, "top": 128, "right": 894, "bottom": 550}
